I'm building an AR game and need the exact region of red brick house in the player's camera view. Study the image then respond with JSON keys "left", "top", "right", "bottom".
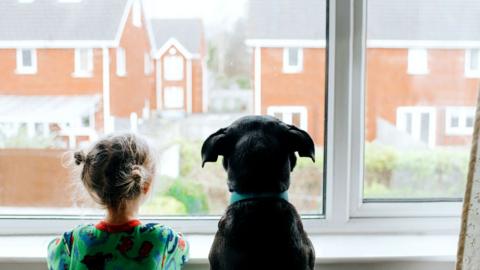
{"left": 148, "top": 19, "right": 206, "bottom": 116}
{"left": 0, "top": 0, "right": 154, "bottom": 148}
{"left": 246, "top": 0, "right": 480, "bottom": 147}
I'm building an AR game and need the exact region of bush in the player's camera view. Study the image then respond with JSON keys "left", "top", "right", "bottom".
{"left": 141, "top": 196, "right": 188, "bottom": 215}
{"left": 164, "top": 178, "right": 209, "bottom": 214}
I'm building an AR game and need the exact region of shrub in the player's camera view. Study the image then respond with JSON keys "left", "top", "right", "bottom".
{"left": 164, "top": 178, "right": 209, "bottom": 214}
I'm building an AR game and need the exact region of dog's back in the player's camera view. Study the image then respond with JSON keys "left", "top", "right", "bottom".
{"left": 209, "top": 198, "right": 315, "bottom": 270}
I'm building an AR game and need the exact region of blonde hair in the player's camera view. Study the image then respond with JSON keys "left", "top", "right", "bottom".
{"left": 74, "top": 133, "right": 155, "bottom": 211}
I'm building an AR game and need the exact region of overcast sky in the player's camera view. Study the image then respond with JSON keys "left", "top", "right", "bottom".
{"left": 144, "top": 0, "right": 248, "bottom": 33}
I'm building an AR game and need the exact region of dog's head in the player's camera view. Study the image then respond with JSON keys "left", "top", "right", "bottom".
{"left": 201, "top": 115, "right": 315, "bottom": 193}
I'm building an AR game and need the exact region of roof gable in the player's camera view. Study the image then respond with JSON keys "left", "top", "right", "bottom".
{"left": 149, "top": 19, "right": 203, "bottom": 55}
{"left": 0, "top": 0, "right": 131, "bottom": 46}
{"left": 246, "top": 0, "right": 480, "bottom": 44}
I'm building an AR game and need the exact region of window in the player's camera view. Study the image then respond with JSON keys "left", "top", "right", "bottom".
{"left": 132, "top": 0, "right": 142, "bottom": 27}
{"left": 163, "top": 54, "right": 183, "bottom": 80}
{"left": 465, "top": 49, "right": 480, "bottom": 77}
{"left": 396, "top": 107, "right": 436, "bottom": 147}
{"left": 3, "top": 0, "right": 472, "bottom": 236}
{"left": 16, "top": 48, "right": 37, "bottom": 74}
{"left": 445, "top": 107, "right": 475, "bottom": 135}
{"left": 116, "top": 47, "right": 126, "bottom": 76}
{"left": 365, "top": 0, "right": 470, "bottom": 205}
{"left": 407, "top": 48, "right": 428, "bottom": 75}
{"left": 283, "top": 47, "right": 303, "bottom": 73}
{"left": 267, "top": 106, "right": 308, "bottom": 130}
{"left": 144, "top": 53, "right": 153, "bottom": 75}
{"left": 74, "top": 48, "right": 93, "bottom": 77}
{"left": 163, "top": 87, "right": 184, "bottom": 109}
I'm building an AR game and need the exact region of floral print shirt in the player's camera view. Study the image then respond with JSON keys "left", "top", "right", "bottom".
{"left": 47, "top": 220, "right": 188, "bottom": 270}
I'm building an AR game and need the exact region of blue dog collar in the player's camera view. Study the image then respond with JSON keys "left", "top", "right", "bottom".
{"left": 230, "top": 191, "right": 289, "bottom": 204}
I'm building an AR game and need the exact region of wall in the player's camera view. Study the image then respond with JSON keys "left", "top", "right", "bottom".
{"left": 0, "top": 149, "right": 73, "bottom": 207}
{"left": 109, "top": 8, "right": 154, "bottom": 118}
{"left": 366, "top": 48, "right": 479, "bottom": 145}
{"left": 259, "top": 47, "right": 326, "bottom": 145}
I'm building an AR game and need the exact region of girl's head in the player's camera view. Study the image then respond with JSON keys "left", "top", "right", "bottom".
{"left": 74, "top": 133, "right": 155, "bottom": 211}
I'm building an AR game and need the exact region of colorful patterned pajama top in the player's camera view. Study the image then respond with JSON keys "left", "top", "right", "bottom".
{"left": 47, "top": 220, "right": 189, "bottom": 270}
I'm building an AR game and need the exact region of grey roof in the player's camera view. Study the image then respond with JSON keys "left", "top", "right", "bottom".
{"left": 0, "top": 0, "right": 129, "bottom": 42}
{"left": 247, "top": 0, "right": 480, "bottom": 41}
{"left": 149, "top": 19, "right": 203, "bottom": 54}
{"left": 367, "top": 0, "right": 480, "bottom": 41}
{"left": 247, "top": 0, "right": 326, "bottom": 40}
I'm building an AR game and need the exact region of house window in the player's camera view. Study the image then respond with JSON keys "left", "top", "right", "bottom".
{"left": 396, "top": 107, "right": 436, "bottom": 147}
{"left": 465, "top": 49, "right": 480, "bottom": 77}
{"left": 267, "top": 106, "right": 308, "bottom": 131}
{"left": 283, "top": 47, "right": 303, "bottom": 73}
{"left": 74, "top": 48, "right": 93, "bottom": 76}
{"left": 16, "top": 48, "right": 37, "bottom": 74}
{"left": 144, "top": 53, "right": 153, "bottom": 75}
{"left": 163, "top": 55, "right": 184, "bottom": 81}
{"left": 407, "top": 48, "right": 428, "bottom": 75}
{"left": 445, "top": 107, "right": 475, "bottom": 135}
{"left": 163, "top": 87, "right": 184, "bottom": 109}
{"left": 116, "top": 47, "right": 126, "bottom": 76}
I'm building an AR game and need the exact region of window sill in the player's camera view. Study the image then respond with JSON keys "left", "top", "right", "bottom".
{"left": 0, "top": 234, "right": 458, "bottom": 264}
{"left": 72, "top": 72, "right": 93, "bottom": 78}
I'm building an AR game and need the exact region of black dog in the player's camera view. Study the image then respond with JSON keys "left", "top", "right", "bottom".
{"left": 201, "top": 115, "right": 315, "bottom": 270}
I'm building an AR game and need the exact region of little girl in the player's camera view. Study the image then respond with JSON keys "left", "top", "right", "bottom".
{"left": 47, "top": 133, "right": 188, "bottom": 270}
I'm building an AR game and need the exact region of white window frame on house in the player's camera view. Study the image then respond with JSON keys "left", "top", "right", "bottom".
{"left": 267, "top": 106, "right": 308, "bottom": 131}
{"left": 163, "top": 87, "right": 184, "bottom": 109}
{"left": 283, "top": 47, "right": 303, "bottom": 73}
{"left": 116, "top": 47, "right": 126, "bottom": 77}
{"left": 163, "top": 54, "right": 184, "bottom": 81}
{"left": 16, "top": 48, "right": 37, "bottom": 74}
{"left": 445, "top": 106, "right": 476, "bottom": 135}
{"left": 73, "top": 48, "right": 93, "bottom": 77}
{"left": 464, "top": 49, "right": 480, "bottom": 78}
{"left": 0, "top": 0, "right": 464, "bottom": 236}
{"left": 132, "top": 0, "right": 142, "bottom": 27}
{"left": 396, "top": 106, "right": 437, "bottom": 148}
{"left": 407, "top": 48, "right": 429, "bottom": 75}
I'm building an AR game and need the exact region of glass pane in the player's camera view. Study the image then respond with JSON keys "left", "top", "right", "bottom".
{"left": 289, "top": 48, "right": 299, "bottom": 66}
{"left": 0, "top": 0, "right": 326, "bottom": 216}
{"left": 471, "top": 49, "right": 479, "bottom": 70}
{"left": 364, "top": 0, "right": 476, "bottom": 200}
{"left": 22, "top": 49, "right": 32, "bottom": 67}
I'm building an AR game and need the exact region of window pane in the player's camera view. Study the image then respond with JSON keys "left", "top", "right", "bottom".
{"left": 365, "top": 0, "right": 476, "bottom": 200}
{"left": 22, "top": 49, "right": 32, "bottom": 67}
{"left": 0, "top": 0, "right": 326, "bottom": 216}
{"left": 470, "top": 49, "right": 479, "bottom": 70}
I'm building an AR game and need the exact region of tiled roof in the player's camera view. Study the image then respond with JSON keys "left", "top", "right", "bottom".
{"left": 247, "top": 0, "right": 480, "bottom": 41}
{"left": 149, "top": 19, "right": 203, "bottom": 55}
{"left": 0, "top": 0, "right": 129, "bottom": 42}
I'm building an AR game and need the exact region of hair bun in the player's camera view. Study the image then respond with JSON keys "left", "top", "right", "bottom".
{"left": 74, "top": 151, "right": 86, "bottom": 165}
{"left": 131, "top": 164, "right": 144, "bottom": 183}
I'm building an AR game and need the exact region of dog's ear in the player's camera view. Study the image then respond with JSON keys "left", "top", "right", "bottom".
{"left": 287, "top": 125, "right": 315, "bottom": 162}
{"left": 201, "top": 128, "right": 228, "bottom": 167}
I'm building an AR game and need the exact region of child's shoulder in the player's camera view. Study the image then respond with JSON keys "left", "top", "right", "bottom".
{"left": 137, "top": 223, "right": 177, "bottom": 237}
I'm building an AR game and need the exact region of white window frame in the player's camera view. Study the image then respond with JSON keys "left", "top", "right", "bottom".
{"left": 116, "top": 47, "right": 126, "bottom": 77}
{"left": 0, "top": 0, "right": 463, "bottom": 236}
{"left": 464, "top": 49, "right": 480, "bottom": 78}
{"left": 73, "top": 48, "right": 93, "bottom": 77}
{"left": 282, "top": 47, "right": 303, "bottom": 73}
{"left": 132, "top": 0, "right": 142, "bottom": 27}
{"left": 267, "top": 106, "right": 308, "bottom": 131}
{"left": 407, "top": 48, "right": 429, "bottom": 75}
{"left": 445, "top": 106, "right": 475, "bottom": 135}
{"left": 163, "top": 87, "right": 184, "bottom": 109}
{"left": 16, "top": 48, "right": 37, "bottom": 74}
{"left": 163, "top": 54, "right": 184, "bottom": 81}
{"left": 396, "top": 106, "right": 437, "bottom": 148}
